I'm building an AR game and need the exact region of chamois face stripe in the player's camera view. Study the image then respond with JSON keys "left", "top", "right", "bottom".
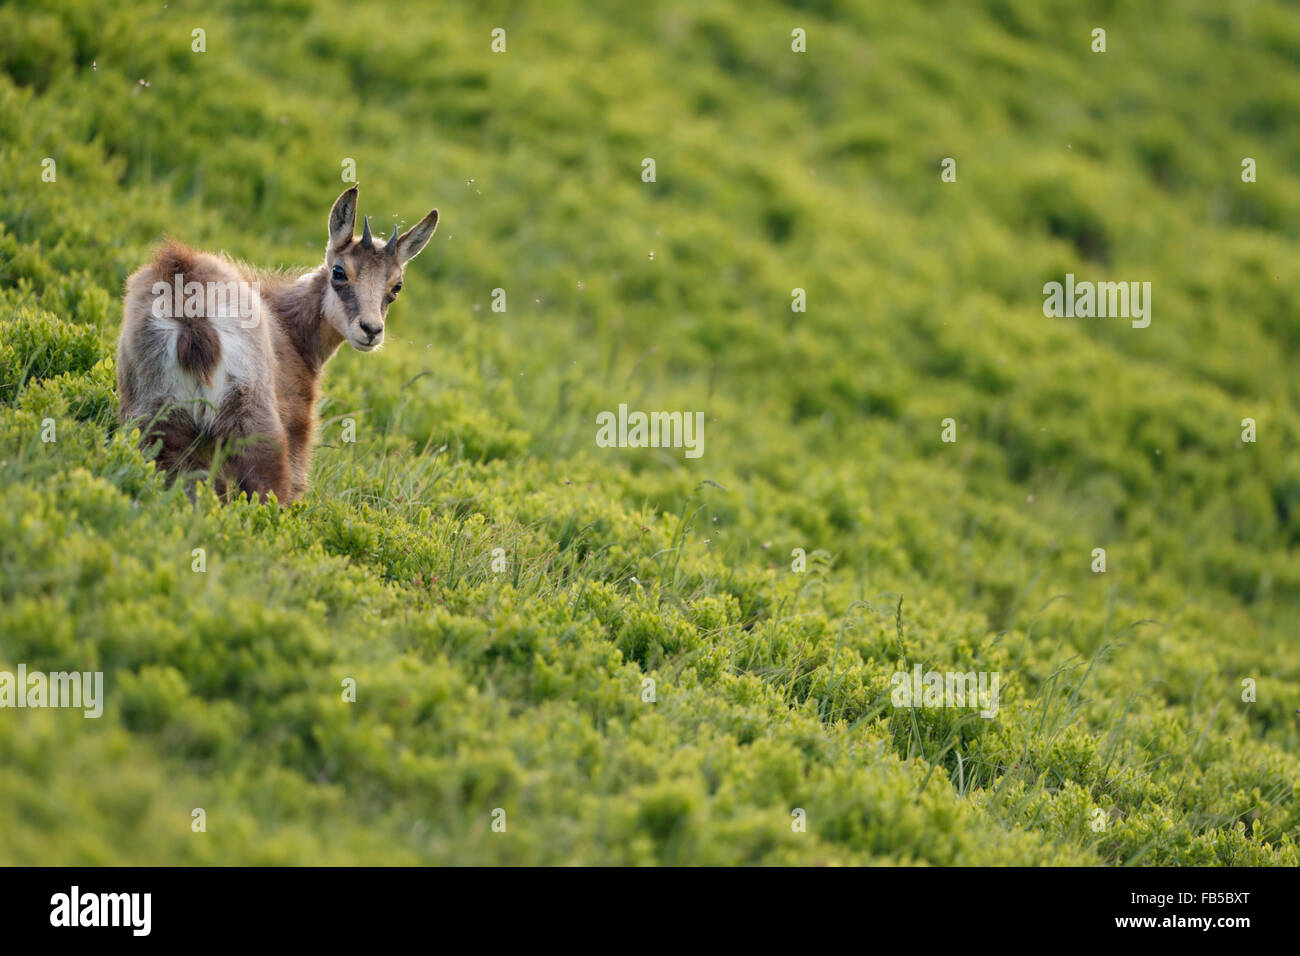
{"left": 335, "top": 281, "right": 361, "bottom": 321}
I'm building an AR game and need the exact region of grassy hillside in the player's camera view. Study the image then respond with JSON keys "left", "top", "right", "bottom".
{"left": 1, "top": 0, "right": 1298, "bottom": 865}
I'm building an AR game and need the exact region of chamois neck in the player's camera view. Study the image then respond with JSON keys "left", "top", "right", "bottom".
{"left": 268, "top": 267, "right": 344, "bottom": 372}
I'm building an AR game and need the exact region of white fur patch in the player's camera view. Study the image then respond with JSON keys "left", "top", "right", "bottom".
{"left": 148, "top": 298, "right": 265, "bottom": 430}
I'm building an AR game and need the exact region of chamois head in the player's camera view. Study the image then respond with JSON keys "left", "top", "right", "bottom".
{"left": 323, "top": 186, "right": 439, "bottom": 352}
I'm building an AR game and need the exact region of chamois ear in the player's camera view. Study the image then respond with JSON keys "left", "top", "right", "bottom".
{"left": 392, "top": 208, "right": 439, "bottom": 265}
{"left": 328, "top": 186, "right": 359, "bottom": 253}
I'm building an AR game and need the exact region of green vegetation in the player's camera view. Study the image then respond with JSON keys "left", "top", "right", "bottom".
{"left": 1, "top": 0, "right": 1298, "bottom": 865}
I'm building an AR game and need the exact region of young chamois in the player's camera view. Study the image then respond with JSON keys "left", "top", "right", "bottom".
{"left": 116, "top": 187, "right": 439, "bottom": 503}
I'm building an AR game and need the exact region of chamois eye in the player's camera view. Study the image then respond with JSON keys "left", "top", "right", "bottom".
{"left": 391, "top": 281, "right": 402, "bottom": 295}
{"left": 331, "top": 264, "right": 347, "bottom": 283}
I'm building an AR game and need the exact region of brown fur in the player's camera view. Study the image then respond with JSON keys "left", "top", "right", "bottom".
{"left": 116, "top": 187, "right": 439, "bottom": 504}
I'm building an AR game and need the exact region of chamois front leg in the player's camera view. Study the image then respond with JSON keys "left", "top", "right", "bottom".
{"left": 223, "top": 434, "right": 291, "bottom": 504}
{"left": 214, "top": 387, "right": 292, "bottom": 504}
{"left": 142, "top": 406, "right": 211, "bottom": 491}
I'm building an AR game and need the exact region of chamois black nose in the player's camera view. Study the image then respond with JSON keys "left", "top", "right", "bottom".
{"left": 359, "top": 321, "right": 382, "bottom": 342}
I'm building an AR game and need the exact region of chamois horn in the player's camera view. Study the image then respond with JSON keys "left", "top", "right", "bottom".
{"left": 360, "top": 215, "right": 373, "bottom": 249}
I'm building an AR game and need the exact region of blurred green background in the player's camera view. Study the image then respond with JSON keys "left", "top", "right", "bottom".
{"left": 0, "top": 0, "right": 1297, "bottom": 864}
